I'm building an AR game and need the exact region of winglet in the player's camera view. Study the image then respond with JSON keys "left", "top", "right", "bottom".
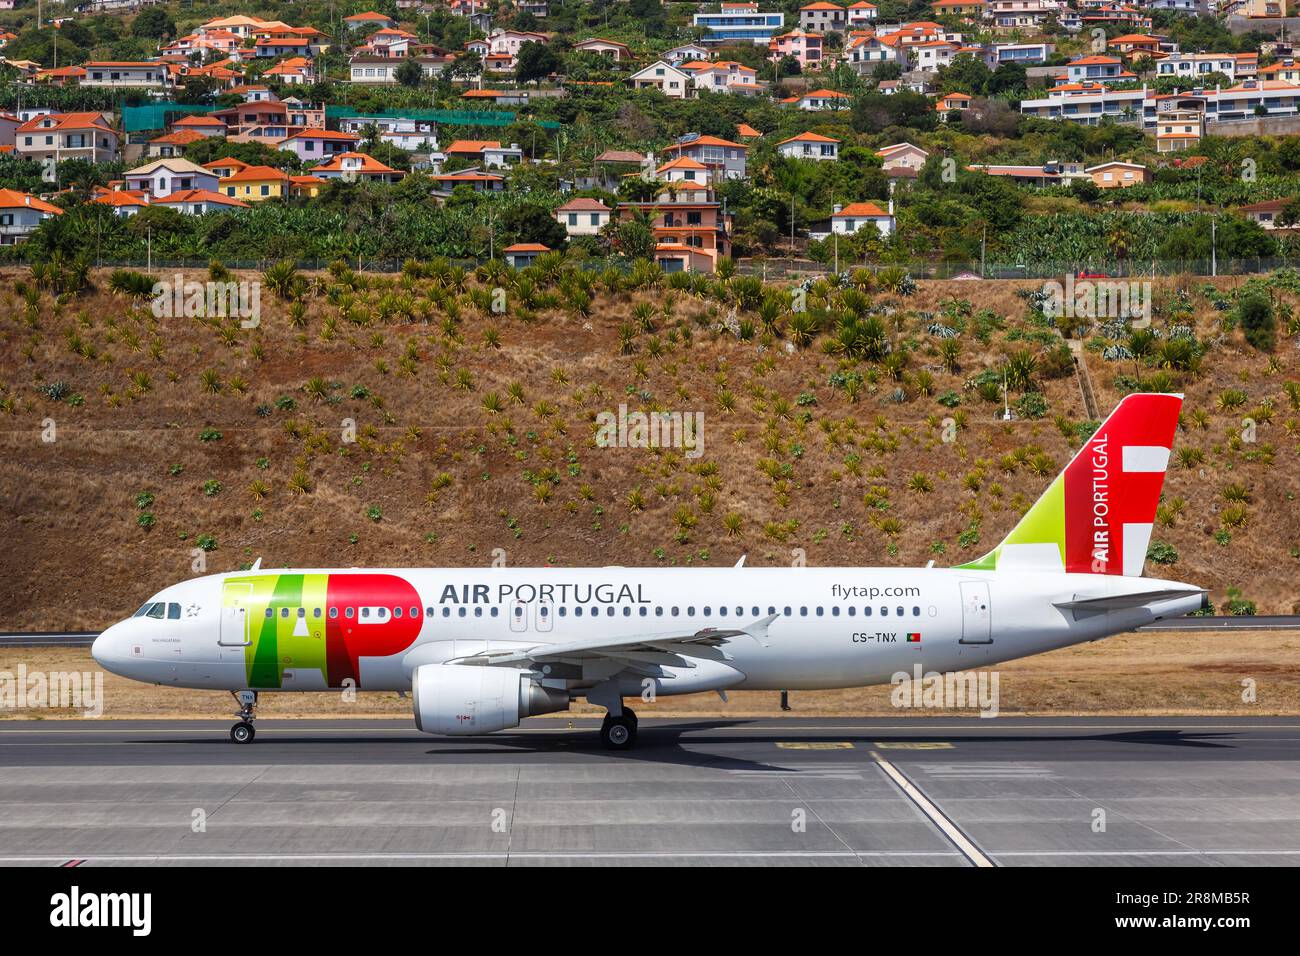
{"left": 251, "top": 557, "right": 262, "bottom": 571}
{"left": 734, "top": 555, "right": 746, "bottom": 568}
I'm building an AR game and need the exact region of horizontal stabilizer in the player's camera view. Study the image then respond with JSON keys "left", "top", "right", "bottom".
{"left": 1054, "top": 589, "right": 1205, "bottom": 612}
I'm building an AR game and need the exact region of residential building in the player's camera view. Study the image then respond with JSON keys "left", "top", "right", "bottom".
{"left": 154, "top": 190, "right": 251, "bottom": 215}
{"left": 681, "top": 60, "right": 762, "bottom": 95}
{"left": 123, "top": 158, "right": 220, "bottom": 198}
{"left": 444, "top": 140, "right": 524, "bottom": 168}
{"left": 431, "top": 169, "right": 506, "bottom": 192}
{"left": 574, "top": 38, "right": 633, "bottom": 61}
{"left": 15, "top": 113, "right": 119, "bottom": 164}
{"left": 81, "top": 61, "right": 171, "bottom": 88}
{"left": 875, "top": 142, "right": 929, "bottom": 171}
{"left": 693, "top": 3, "right": 786, "bottom": 46}
{"left": 769, "top": 30, "right": 824, "bottom": 68}
{"left": 503, "top": 243, "right": 550, "bottom": 268}
{"left": 1239, "top": 198, "right": 1293, "bottom": 230}
{"left": 629, "top": 61, "right": 694, "bottom": 98}
{"left": 660, "top": 134, "right": 748, "bottom": 180}
{"left": 780, "top": 88, "right": 851, "bottom": 110}
{"left": 993, "top": 41, "right": 1054, "bottom": 64}
{"left": 219, "top": 165, "right": 291, "bottom": 201}
{"left": 930, "top": 0, "right": 987, "bottom": 15}
{"left": 776, "top": 131, "right": 840, "bottom": 160}
{"left": 617, "top": 184, "right": 733, "bottom": 273}
{"left": 309, "top": 152, "right": 405, "bottom": 183}
{"left": 278, "top": 129, "right": 361, "bottom": 162}
{"left": 555, "top": 197, "right": 612, "bottom": 236}
{"left": 830, "top": 201, "right": 894, "bottom": 237}
{"left": 1085, "top": 160, "right": 1150, "bottom": 188}
{"left": 146, "top": 129, "right": 207, "bottom": 157}
{"left": 344, "top": 11, "right": 397, "bottom": 30}
{"left": 799, "top": 2, "right": 847, "bottom": 32}
{"left": 846, "top": 1, "right": 878, "bottom": 24}
{"left": 337, "top": 115, "right": 439, "bottom": 151}
{"left": 0, "top": 189, "right": 62, "bottom": 244}
{"left": 1064, "top": 55, "right": 1131, "bottom": 85}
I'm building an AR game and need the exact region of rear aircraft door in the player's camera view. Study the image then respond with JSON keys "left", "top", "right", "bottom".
{"left": 536, "top": 599, "right": 554, "bottom": 632}
{"left": 219, "top": 581, "right": 254, "bottom": 647}
{"left": 958, "top": 581, "right": 992, "bottom": 645}
{"left": 509, "top": 598, "right": 527, "bottom": 633}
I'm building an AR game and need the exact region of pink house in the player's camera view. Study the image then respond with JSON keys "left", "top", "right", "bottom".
{"left": 768, "top": 30, "right": 824, "bottom": 68}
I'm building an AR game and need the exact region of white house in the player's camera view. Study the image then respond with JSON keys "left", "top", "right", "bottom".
{"left": 555, "top": 197, "right": 611, "bottom": 236}
{"left": 0, "top": 189, "right": 62, "bottom": 244}
{"left": 776, "top": 131, "right": 840, "bottom": 160}
{"left": 831, "top": 201, "right": 893, "bottom": 237}
{"left": 629, "top": 61, "right": 694, "bottom": 98}
{"left": 123, "top": 158, "right": 220, "bottom": 198}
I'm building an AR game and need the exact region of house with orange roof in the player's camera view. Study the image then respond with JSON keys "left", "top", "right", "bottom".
{"left": 661, "top": 133, "right": 748, "bottom": 179}
{"left": 617, "top": 184, "right": 733, "bottom": 273}
{"left": 36, "top": 66, "right": 87, "bottom": 87}
{"left": 218, "top": 165, "right": 291, "bottom": 201}
{"left": 781, "top": 88, "right": 851, "bottom": 110}
{"left": 89, "top": 189, "right": 151, "bottom": 217}
{"left": 844, "top": 31, "right": 913, "bottom": 73}
{"left": 936, "top": 91, "right": 973, "bottom": 115}
{"left": 263, "top": 57, "right": 317, "bottom": 85}
{"left": 202, "top": 157, "right": 250, "bottom": 179}
{"left": 875, "top": 141, "right": 929, "bottom": 171}
{"left": 1084, "top": 160, "right": 1150, "bottom": 189}
{"left": 154, "top": 190, "right": 252, "bottom": 215}
{"left": 0, "top": 112, "right": 19, "bottom": 149}
{"left": 555, "top": 197, "right": 611, "bottom": 236}
{"left": 278, "top": 129, "right": 360, "bottom": 162}
{"left": 147, "top": 129, "right": 209, "bottom": 158}
{"left": 656, "top": 156, "right": 711, "bottom": 185}
{"left": 830, "top": 201, "right": 894, "bottom": 238}
{"left": 444, "top": 139, "right": 525, "bottom": 168}
{"left": 171, "top": 115, "right": 227, "bottom": 138}
{"left": 186, "top": 63, "right": 245, "bottom": 89}
{"left": 503, "top": 243, "right": 551, "bottom": 268}
{"left": 1258, "top": 59, "right": 1300, "bottom": 85}
{"left": 308, "top": 152, "right": 405, "bottom": 184}
{"left": 776, "top": 131, "right": 840, "bottom": 161}
{"left": 162, "top": 30, "right": 242, "bottom": 58}
{"left": 800, "top": 2, "right": 847, "bottom": 32}
{"left": 736, "top": 123, "right": 762, "bottom": 139}
{"left": 1107, "top": 33, "right": 1163, "bottom": 56}
{"left": 680, "top": 60, "right": 762, "bottom": 95}
{"left": 769, "top": 30, "right": 824, "bottom": 68}
{"left": 344, "top": 11, "right": 397, "bottom": 30}
{"left": 0, "top": 189, "right": 63, "bottom": 245}
{"left": 16, "top": 112, "right": 118, "bottom": 163}
{"left": 574, "top": 38, "right": 633, "bottom": 61}
{"left": 846, "top": 1, "right": 878, "bottom": 25}
{"left": 1064, "top": 54, "right": 1130, "bottom": 85}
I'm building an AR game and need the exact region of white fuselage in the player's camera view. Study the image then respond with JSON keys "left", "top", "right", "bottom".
{"left": 92, "top": 566, "right": 1204, "bottom": 696}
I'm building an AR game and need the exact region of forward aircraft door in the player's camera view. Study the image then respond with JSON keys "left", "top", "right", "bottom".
{"left": 219, "top": 582, "right": 253, "bottom": 647}
{"left": 959, "top": 581, "right": 992, "bottom": 645}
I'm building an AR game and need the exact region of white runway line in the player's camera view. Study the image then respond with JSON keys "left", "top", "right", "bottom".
{"left": 870, "top": 750, "right": 995, "bottom": 868}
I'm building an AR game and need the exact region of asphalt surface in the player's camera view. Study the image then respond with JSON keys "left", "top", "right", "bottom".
{"left": 1, "top": 717, "right": 1298, "bottom": 866}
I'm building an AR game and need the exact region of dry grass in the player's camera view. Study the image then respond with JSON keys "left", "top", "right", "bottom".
{"left": 0, "top": 270, "right": 1297, "bottom": 634}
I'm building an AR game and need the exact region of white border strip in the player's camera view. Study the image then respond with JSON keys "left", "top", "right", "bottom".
{"left": 871, "top": 750, "right": 994, "bottom": 868}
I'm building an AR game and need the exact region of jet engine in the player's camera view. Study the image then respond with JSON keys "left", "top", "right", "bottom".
{"left": 412, "top": 664, "right": 569, "bottom": 735}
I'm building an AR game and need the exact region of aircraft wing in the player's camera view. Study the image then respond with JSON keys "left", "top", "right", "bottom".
{"left": 448, "top": 614, "right": 777, "bottom": 670}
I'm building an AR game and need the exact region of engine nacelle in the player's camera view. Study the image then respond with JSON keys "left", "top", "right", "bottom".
{"left": 412, "top": 664, "right": 568, "bottom": 736}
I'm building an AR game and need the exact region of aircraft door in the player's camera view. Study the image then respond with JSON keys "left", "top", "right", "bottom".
{"left": 536, "top": 599, "right": 554, "bottom": 632}
{"left": 509, "top": 599, "right": 527, "bottom": 633}
{"left": 959, "top": 581, "right": 992, "bottom": 645}
{"left": 219, "top": 582, "right": 254, "bottom": 647}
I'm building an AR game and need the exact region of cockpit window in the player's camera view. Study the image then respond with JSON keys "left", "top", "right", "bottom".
{"left": 168, "top": 603, "right": 181, "bottom": 620}
{"left": 146, "top": 603, "right": 165, "bottom": 619}
{"left": 133, "top": 603, "right": 152, "bottom": 617}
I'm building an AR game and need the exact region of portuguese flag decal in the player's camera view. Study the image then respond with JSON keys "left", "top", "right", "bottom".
{"left": 906, "top": 632, "right": 921, "bottom": 643}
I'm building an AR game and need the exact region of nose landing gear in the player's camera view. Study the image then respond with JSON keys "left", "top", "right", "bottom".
{"left": 230, "top": 690, "right": 257, "bottom": 743}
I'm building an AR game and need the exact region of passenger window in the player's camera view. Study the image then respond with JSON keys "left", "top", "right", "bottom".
{"left": 474, "top": 607, "right": 483, "bottom": 617}
{"left": 639, "top": 607, "right": 647, "bottom": 617}
{"left": 377, "top": 607, "right": 387, "bottom": 620}
{"left": 623, "top": 607, "right": 631, "bottom": 617}
{"left": 329, "top": 608, "right": 338, "bottom": 619}
{"left": 559, "top": 607, "right": 567, "bottom": 617}
{"left": 314, "top": 608, "right": 322, "bottom": 619}
{"left": 913, "top": 606, "right": 921, "bottom": 616}
{"left": 490, "top": 607, "right": 499, "bottom": 617}
{"left": 863, "top": 607, "right": 872, "bottom": 617}
{"left": 687, "top": 606, "right": 695, "bottom": 616}
{"left": 751, "top": 607, "right": 758, "bottom": 616}
{"left": 146, "top": 603, "right": 165, "bottom": 619}
{"left": 576, "top": 607, "right": 584, "bottom": 617}
{"left": 426, "top": 607, "right": 434, "bottom": 617}
{"left": 410, "top": 606, "right": 418, "bottom": 619}
{"left": 848, "top": 607, "right": 856, "bottom": 617}
{"left": 345, "top": 607, "right": 355, "bottom": 619}
{"left": 881, "top": 607, "right": 889, "bottom": 617}
{"left": 539, "top": 606, "right": 549, "bottom": 619}
{"left": 513, "top": 606, "right": 523, "bottom": 618}
{"left": 442, "top": 608, "right": 450, "bottom": 618}
{"left": 703, "top": 606, "right": 711, "bottom": 617}
{"left": 458, "top": 607, "right": 466, "bottom": 617}
{"left": 265, "top": 608, "right": 274, "bottom": 619}
{"left": 297, "top": 608, "right": 305, "bottom": 618}
{"left": 281, "top": 607, "right": 290, "bottom": 619}
{"left": 671, "top": 607, "right": 679, "bottom": 616}
{"left": 394, "top": 607, "right": 403, "bottom": 618}
{"left": 896, "top": 607, "right": 904, "bottom": 617}
{"left": 783, "top": 606, "right": 791, "bottom": 616}
{"left": 800, "top": 607, "right": 808, "bottom": 616}
{"left": 655, "top": 606, "right": 663, "bottom": 616}
{"left": 361, "top": 608, "right": 370, "bottom": 619}
{"left": 832, "top": 606, "right": 839, "bottom": 617}
{"left": 606, "top": 607, "right": 615, "bottom": 617}
{"left": 816, "top": 607, "right": 824, "bottom": 616}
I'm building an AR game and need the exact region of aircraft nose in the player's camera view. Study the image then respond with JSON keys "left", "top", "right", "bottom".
{"left": 91, "top": 622, "right": 131, "bottom": 674}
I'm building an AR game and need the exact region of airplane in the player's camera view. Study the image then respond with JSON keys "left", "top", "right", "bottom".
{"left": 92, "top": 393, "right": 1205, "bottom": 749}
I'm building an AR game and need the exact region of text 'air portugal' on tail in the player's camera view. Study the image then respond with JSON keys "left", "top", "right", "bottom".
{"left": 958, "top": 393, "right": 1183, "bottom": 578}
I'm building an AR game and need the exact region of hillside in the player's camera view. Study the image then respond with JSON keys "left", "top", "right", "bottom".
{"left": 1, "top": 260, "right": 1298, "bottom": 629}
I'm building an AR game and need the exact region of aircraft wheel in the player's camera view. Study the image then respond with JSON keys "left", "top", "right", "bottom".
{"left": 623, "top": 706, "right": 638, "bottom": 727}
{"left": 230, "top": 721, "right": 256, "bottom": 744}
{"left": 601, "top": 714, "right": 637, "bottom": 751}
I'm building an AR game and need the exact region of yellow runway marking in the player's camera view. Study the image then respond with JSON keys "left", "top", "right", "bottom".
{"left": 875, "top": 742, "right": 955, "bottom": 750}
{"left": 776, "top": 741, "right": 854, "bottom": 750}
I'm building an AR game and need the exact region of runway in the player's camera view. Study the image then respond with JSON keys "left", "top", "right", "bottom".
{"left": 1, "top": 717, "right": 1298, "bottom": 866}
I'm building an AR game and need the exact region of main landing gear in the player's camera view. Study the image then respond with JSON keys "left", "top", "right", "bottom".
{"left": 230, "top": 690, "right": 257, "bottom": 744}
{"left": 601, "top": 706, "right": 638, "bottom": 751}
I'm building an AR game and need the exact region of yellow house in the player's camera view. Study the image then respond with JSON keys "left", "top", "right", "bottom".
{"left": 219, "top": 164, "right": 289, "bottom": 201}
